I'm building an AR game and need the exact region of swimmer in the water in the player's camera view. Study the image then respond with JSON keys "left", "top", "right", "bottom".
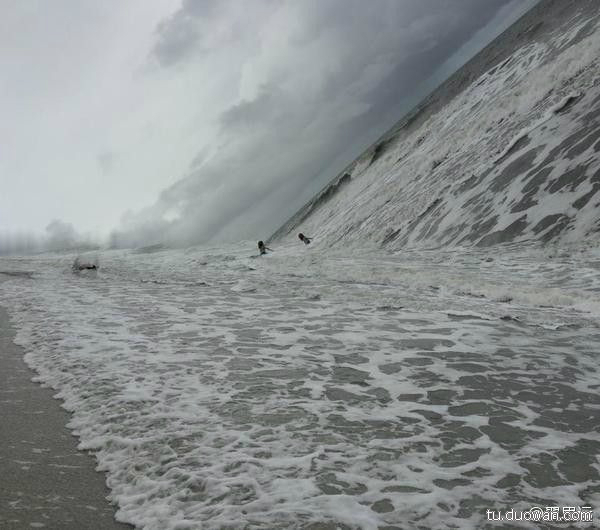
{"left": 257, "top": 240, "right": 272, "bottom": 255}
{"left": 298, "top": 233, "right": 312, "bottom": 245}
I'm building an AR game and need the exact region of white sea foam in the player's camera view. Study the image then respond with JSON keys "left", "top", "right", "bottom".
{"left": 1, "top": 242, "right": 599, "bottom": 529}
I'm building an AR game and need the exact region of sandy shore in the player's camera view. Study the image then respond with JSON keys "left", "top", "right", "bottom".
{"left": 0, "top": 294, "right": 132, "bottom": 529}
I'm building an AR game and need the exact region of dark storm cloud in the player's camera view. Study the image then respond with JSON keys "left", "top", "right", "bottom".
{"left": 152, "top": 0, "right": 225, "bottom": 66}
{"left": 219, "top": 87, "right": 282, "bottom": 131}
{"left": 113, "top": 0, "right": 533, "bottom": 248}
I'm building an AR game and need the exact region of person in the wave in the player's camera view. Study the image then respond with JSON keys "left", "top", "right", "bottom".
{"left": 298, "top": 233, "right": 312, "bottom": 245}
{"left": 257, "top": 241, "right": 272, "bottom": 255}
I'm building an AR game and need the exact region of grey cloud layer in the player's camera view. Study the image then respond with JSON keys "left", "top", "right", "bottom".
{"left": 111, "top": 0, "right": 522, "bottom": 248}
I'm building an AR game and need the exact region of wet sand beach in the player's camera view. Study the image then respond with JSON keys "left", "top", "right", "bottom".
{"left": 0, "top": 291, "right": 132, "bottom": 530}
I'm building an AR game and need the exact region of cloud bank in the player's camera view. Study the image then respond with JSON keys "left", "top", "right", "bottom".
{"left": 0, "top": 220, "right": 98, "bottom": 256}
{"left": 111, "top": 0, "right": 535, "bottom": 248}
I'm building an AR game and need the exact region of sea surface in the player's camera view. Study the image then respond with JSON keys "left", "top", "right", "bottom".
{"left": 1, "top": 242, "right": 599, "bottom": 529}
{"left": 275, "top": 0, "right": 600, "bottom": 254}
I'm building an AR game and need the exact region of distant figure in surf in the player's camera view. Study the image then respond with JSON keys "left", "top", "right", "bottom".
{"left": 72, "top": 257, "right": 98, "bottom": 272}
{"left": 298, "top": 233, "right": 312, "bottom": 245}
{"left": 257, "top": 241, "right": 272, "bottom": 255}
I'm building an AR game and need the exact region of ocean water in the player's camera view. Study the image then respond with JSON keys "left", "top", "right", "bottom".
{"left": 1, "top": 242, "right": 599, "bottom": 529}
{"left": 2, "top": 2, "right": 600, "bottom": 528}
{"left": 275, "top": 0, "right": 600, "bottom": 253}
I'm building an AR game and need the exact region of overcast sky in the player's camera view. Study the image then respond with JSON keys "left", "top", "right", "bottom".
{"left": 0, "top": 0, "right": 539, "bottom": 250}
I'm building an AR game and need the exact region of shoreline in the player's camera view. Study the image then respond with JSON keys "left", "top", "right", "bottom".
{"left": 0, "top": 292, "right": 133, "bottom": 529}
